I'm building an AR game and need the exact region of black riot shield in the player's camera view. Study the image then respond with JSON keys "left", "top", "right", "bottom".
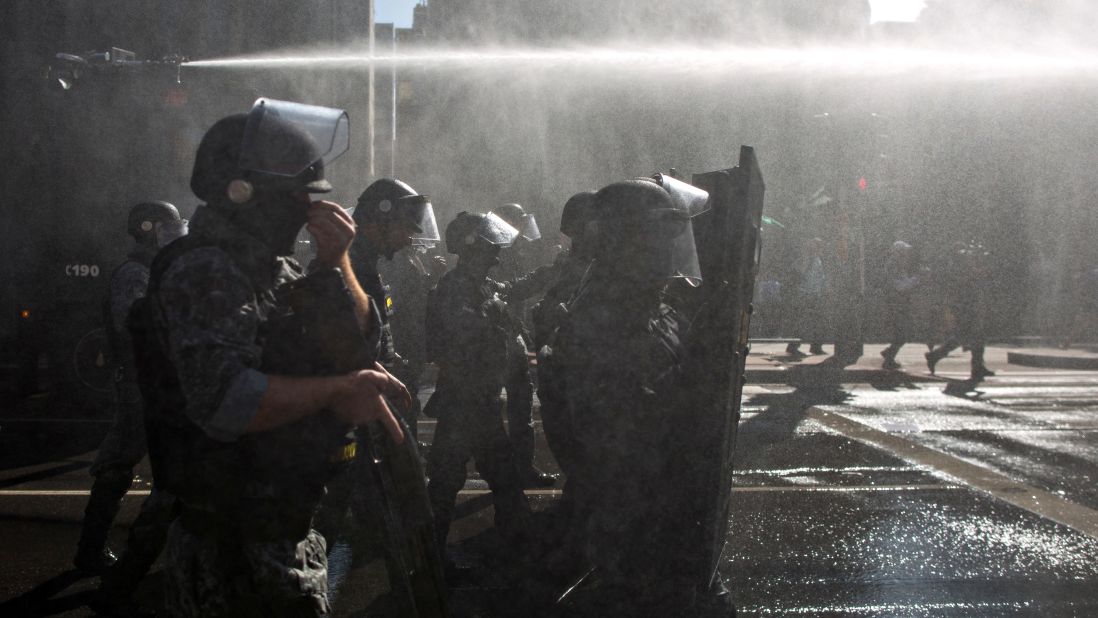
{"left": 356, "top": 418, "right": 449, "bottom": 618}
{"left": 679, "top": 146, "right": 765, "bottom": 601}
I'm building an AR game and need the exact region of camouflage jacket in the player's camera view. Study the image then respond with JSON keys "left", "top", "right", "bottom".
{"left": 147, "top": 205, "right": 380, "bottom": 615}
{"left": 152, "top": 206, "right": 302, "bottom": 443}
{"left": 105, "top": 246, "right": 155, "bottom": 369}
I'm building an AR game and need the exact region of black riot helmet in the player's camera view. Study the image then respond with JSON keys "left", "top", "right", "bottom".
{"left": 592, "top": 176, "right": 709, "bottom": 286}
{"left": 189, "top": 98, "right": 350, "bottom": 256}
{"left": 559, "top": 191, "right": 597, "bottom": 240}
{"left": 493, "top": 203, "right": 541, "bottom": 241}
{"left": 354, "top": 178, "right": 440, "bottom": 248}
{"left": 127, "top": 201, "right": 187, "bottom": 248}
{"left": 444, "top": 211, "right": 520, "bottom": 257}
{"left": 559, "top": 190, "right": 598, "bottom": 258}
{"left": 190, "top": 98, "right": 349, "bottom": 205}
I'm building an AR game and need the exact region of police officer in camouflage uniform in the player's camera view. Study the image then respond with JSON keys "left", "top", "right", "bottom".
{"left": 424, "top": 212, "right": 533, "bottom": 556}
{"left": 539, "top": 178, "right": 710, "bottom": 616}
{"left": 73, "top": 201, "right": 187, "bottom": 576}
{"left": 136, "top": 99, "right": 408, "bottom": 617}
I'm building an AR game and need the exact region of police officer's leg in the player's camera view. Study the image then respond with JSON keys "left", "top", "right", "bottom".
{"left": 426, "top": 401, "right": 475, "bottom": 552}
{"left": 75, "top": 399, "right": 146, "bottom": 572}
{"left": 471, "top": 405, "right": 532, "bottom": 544}
{"left": 95, "top": 488, "right": 178, "bottom": 609}
{"left": 504, "top": 336, "right": 537, "bottom": 470}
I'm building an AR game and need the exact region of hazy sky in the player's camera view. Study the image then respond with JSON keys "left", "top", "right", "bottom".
{"left": 375, "top": 0, "right": 419, "bottom": 28}
{"left": 374, "top": 0, "right": 928, "bottom": 29}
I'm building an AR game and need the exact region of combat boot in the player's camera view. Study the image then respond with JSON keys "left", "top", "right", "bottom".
{"left": 522, "top": 466, "right": 559, "bottom": 488}
{"left": 74, "top": 470, "right": 131, "bottom": 574}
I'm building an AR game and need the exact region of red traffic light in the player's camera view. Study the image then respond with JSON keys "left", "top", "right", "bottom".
{"left": 857, "top": 176, "right": 868, "bottom": 192}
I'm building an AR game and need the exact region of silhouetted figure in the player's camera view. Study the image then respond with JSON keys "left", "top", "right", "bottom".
{"left": 926, "top": 240, "right": 995, "bottom": 380}
{"left": 786, "top": 237, "right": 828, "bottom": 356}
{"left": 880, "top": 240, "right": 927, "bottom": 370}
{"left": 74, "top": 201, "right": 184, "bottom": 578}
{"left": 425, "top": 212, "right": 533, "bottom": 558}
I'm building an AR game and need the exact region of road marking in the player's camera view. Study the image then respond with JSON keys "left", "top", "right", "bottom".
{"left": 808, "top": 406, "right": 1098, "bottom": 540}
{"left": 0, "top": 484, "right": 953, "bottom": 498}
{"left": 0, "top": 489, "right": 152, "bottom": 496}
{"left": 0, "top": 418, "right": 112, "bottom": 424}
{"left": 458, "top": 484, "right": 953, "bottom": 497}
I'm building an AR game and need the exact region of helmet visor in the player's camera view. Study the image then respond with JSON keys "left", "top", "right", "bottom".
{"left": 239, "top": 98, "right": 350, "bottom": 178}
{"left": 653, "top": 173, "right": 711, "bottom": 217}
{"left": 600, "top": 208, "right": 703, "bottom": 286}
{"left": 641, "top": 209, "right": 702, "bottom": 286}
{"left": 479, "top": 212, "right": 521, "bottom": 247}
{"left": 519, "top": 214, "right": 541, "bottom": 241}
{"left": 406, "top": 199, "right": 441, "bottom": 247}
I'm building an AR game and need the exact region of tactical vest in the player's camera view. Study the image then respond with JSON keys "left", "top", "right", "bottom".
{"left": 130, "top": 233, "right": 363, "bottom": 541}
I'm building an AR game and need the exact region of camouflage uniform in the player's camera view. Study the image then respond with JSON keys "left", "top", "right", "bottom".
{"left": 75, "top": 248, "right": 157, "bottom": 570}
{"left": 146, "top": 206, "right": 369, "bottom": 617}
{"left": 94, "top": 251, "right": 154, "bottom": 476}
{"left": 87, "top": 247, "right": 181, "bottom": 599}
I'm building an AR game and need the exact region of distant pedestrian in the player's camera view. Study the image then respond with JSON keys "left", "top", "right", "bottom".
{"left": 786, "top": 238, "right": 828, "bottom": 356}
{"left": 880, "top": 240, "right": 926, "bottom": 370}
{"left": 926, "top": 240, "right": 995, "bottom": 380}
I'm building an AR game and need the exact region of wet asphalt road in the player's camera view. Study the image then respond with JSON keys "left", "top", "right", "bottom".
{"left": 2, "top": 343, "right": 1098, "bottom": 616}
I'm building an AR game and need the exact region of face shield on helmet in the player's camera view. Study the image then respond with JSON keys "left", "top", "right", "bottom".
{"left": 652, "top": 172, "right": 711, "bottom": 218}
{"left": 355, "top": 178, "right": 440, "bottom": 249}
{"left": 492, "top": 204, "right": 540, "bottom": 242}
{"left": 517, "top": 213, "right": 541, "bottom": 241}
{"left": 238, "top": 98, "right": 350, "bottom": 193}
{"left": 445, "top": 212, "right": 520, "bottom": 256}
{"left": 155, "top": 219, "right": 189, "bottom": 248}
{"left": 408, "top": 199, "right": 441, "bottom": 247}
{"left": 593, "top": 178, "right": 709, "bottom": 286}
{"left": 478, "top": 212, "right": 521, "bottom": 247}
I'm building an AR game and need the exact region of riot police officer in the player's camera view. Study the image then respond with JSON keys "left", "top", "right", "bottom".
{"left": 424, "top": 212, "right": 532, "bottom": 556}
{"left": 540, "top": 177, "right": 718, "bottom": 616}
{"left": 315, "top": 178, "right": 447, "bottom": 613}
{"left": 532, "top": 191, "right": 597, "bottom": 491}
{"left": 349, "top": 178, "right": 439, "bottom": 428}
{"left": 73, "top": 200, "right": 186, "bottom": 576}
{"left": 135, "top": 99, "right": 408, "bottom": 617}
